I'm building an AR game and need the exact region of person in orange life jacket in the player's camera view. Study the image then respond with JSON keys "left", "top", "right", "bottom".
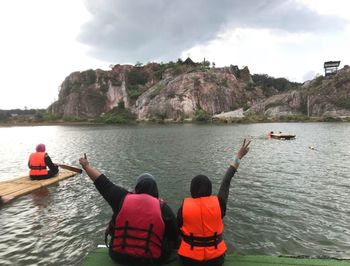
{"left": 28, "top": 144, "right": 59, "bottom": 180}
{"left": 177, "top": 139, "right": 251, "bottom": 266}
{"left": 79, "top": 156, "right": 179, "bottom": 265}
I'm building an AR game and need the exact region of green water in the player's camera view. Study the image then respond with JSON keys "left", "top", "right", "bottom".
{"left": 0, "top": 123, "right": 350, "bottom": 265}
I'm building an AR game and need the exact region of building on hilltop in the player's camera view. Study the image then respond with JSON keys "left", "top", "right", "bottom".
{"left": 324, "top": 61, "right": 340, "bottom": 76}
{"left": 182, "top": 57, "right": 196, "bottom": 66}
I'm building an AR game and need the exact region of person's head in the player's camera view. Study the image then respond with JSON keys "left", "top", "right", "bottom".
{"left": 36, "top": 144, "right": 46, "bottom": 152}
{"left": 190, "top": 174, "right": 212, "bottom": 198}
{"left": 134, "top": 173, "right": 159, "bottom": 198}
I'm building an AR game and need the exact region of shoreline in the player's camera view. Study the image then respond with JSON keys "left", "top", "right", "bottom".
{"left": 0, "top": 116, "right": 349, "bottom": 127}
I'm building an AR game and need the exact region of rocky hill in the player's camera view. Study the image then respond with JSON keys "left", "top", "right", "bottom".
{"left": 47, "top": 59, "right": 350, "bottom": 121}
{"left": 246, "top": 65, "right": 350, "bottom": 118}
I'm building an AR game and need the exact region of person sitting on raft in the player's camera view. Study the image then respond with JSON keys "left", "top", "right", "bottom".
{"left": 177, "top": 139, "right": 251, "bottom": 266}
{"left": 79, "top": 155, "right": 179, "bottom": 265}
{"left": 28, "top": 144, "right": 59, "bottom": 180}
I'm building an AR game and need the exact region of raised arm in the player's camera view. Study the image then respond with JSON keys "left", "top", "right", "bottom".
{"left": 79, "top": 154, "right": 129, "bottom": 210}
{"left": 79, "top": 154, "right": 102, "bottom": 182}
{"left": 218, "top": 139, "right": 251, "bottom": 207}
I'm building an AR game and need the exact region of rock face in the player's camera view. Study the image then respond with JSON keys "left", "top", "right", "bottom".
{"left": 246, "top": 90, "right": 304, "bottom": 116}
{"left": 47, "top": 61, "right": 350, "bottom": 120}
{"left": 307, "top": 67, "right": 350, "bottom": 117}
{"left": 48, "top": 62, "right": 268, "bottom": 119}
{"left": 134, "top": 68, "right": 265, "bottom": 120}
{"left": 246, "top": 66, "right": 350, "bottom": 117}
{"left": 48, "top": 69, "right": 128, "bottom": 118}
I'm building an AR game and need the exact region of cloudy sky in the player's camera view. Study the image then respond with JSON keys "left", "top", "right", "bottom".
{"left": 0, "top": 0, "right": 349, "bottom": 109}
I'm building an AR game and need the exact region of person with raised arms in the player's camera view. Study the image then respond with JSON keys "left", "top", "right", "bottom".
{"left": 79, "top": 154, "right": 179, "bottom": 265}
{"left": 177, "top": 139, "right": 251, "bottom": 266}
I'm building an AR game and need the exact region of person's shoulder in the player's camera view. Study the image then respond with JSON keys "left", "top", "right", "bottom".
{"left": 159, "top": 198, "right": 171, "bottom": 207}
{"left": 160, "top": 200, "right": 176, "bottom": 213}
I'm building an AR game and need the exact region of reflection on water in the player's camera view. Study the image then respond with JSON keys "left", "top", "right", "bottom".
{"left": 0, "top": 123, "right": 350, "bottom": 265}
{"left": 31, "top": 187, "right": 51, "bottom": 209}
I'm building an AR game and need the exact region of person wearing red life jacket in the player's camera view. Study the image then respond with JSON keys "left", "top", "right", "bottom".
{"left": 177, "top": 139, "right": 251, "bottom": 266}
{"left": 79, "top": 155, "right": 179, "bottom": 265}
{"left": 28, "top": 144, "right": 59, "bottom": 180}
{"left": 267, "top": 131, "right": 274, "bottom": 138}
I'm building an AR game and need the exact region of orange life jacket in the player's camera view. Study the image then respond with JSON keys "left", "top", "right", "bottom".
{"left": 29, "top": 152, "right": 48, "bottom": 176}
{"left": 111, "top": 193, "right": 165, "bottom": 259}
{"left": 178, "top": 195, "right": 227, "bottom": 261}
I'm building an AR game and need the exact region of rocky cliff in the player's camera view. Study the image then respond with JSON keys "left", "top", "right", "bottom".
{"left": 246, "top": 66, "right": 350, "bottom": 117}
{"left": 48, "top": 60, "right": 270, "bottom": 120}
{"left": 47, "top": 60, "right": 350, "bottom": 121}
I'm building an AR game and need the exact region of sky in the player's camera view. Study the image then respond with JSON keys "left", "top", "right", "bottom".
{"left": 0, "top": 0, "right": 349, "bottom": 110}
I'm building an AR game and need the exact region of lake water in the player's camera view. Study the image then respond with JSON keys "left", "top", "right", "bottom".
{"left": 0, "top": 123, "right": 350, "bottom": 265}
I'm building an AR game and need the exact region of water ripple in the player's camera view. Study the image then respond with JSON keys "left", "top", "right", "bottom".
{"left": 1, "top": 123, "right": 350, "bottom": 264}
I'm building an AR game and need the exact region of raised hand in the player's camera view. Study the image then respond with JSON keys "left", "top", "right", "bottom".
{"left": 236, "top": 139, "right": 251, "bottom": 159}
{"left": 79, "top": 153, "right": 90, "bottom": 169}
{"left": 230, "top": 139, "right": 251, "bottom": 169}
{"left": 78, "top": 154, "right": 102, "bottom": 181}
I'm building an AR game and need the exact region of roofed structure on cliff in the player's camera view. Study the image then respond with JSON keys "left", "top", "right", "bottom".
{"left": 324, "top": 61, "right": 340, "bottom": 76}
{"left": 183, "top": 57, "right": 196, "bottom": 66}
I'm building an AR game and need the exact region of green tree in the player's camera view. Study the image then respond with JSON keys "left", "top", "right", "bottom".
{"left": 127, "top": 69, "right": 148, "bottom": 85}
{"left": 194, "top": 109, "right": 211, "bottom": 122}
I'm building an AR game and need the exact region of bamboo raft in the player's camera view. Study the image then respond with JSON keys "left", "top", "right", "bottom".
{"left": 0, "top": 168, "right": 78, "bottom": 202}
{"left": 271, "top": 133, "right": 296, "bottom": 140}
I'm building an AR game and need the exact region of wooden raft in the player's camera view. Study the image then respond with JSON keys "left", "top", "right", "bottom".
{"left": 271, "top": 133, "right": 296, "bottom": 140}
{"left": 0, "top": 169, "right": 77, "bottom": 201}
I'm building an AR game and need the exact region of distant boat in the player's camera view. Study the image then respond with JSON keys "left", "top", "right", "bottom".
{"left": 270, "top": 133, "right": 296, "bottom": 140}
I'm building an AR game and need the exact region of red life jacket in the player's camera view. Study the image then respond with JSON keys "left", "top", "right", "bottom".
{"left": 29, "top": 152, "right": 48, "bottom": 176}
{"left": 111, "top": 193, "right": 165, "bottom": 259}
{"left": 178, "top": 196, "right": 227, "bottom": 261}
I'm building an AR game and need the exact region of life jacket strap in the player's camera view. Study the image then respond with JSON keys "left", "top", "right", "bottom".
{"left": 144, "top": 224, "right": 153, "bottom": 254}
{"left": 104, "top": 221, "right": 113, "bottom": 248}
{"left": 181, "top": 232, "right": 222, "bottom": 249}
{"left": 111, "top": 221, "right": 162, "bottom": 252}
{"left": 121, "top": 221, "right": 128, "bottom": 249}
{"left": 29, "top": 166, "right": 47, "bottom": 170}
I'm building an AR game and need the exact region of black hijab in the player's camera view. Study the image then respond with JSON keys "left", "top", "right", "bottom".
{"left": 190, "top": 174, "right": 212, "bottom": 198}
{"left": 134, "top": 173, "right": 159, "bottom": 198}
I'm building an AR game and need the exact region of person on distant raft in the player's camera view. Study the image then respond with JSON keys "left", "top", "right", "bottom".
{"left": 177, "top": 139, "right": 251, "bottom": 266}
{"left": 28, "top": 144, "right": 59, "bottom": 180}
{"left": 79, "top": 155, "right": 179, "bottom": 265}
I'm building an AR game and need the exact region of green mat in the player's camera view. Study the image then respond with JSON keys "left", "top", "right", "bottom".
{"left": 80, "top": 247, "right": 350, "bottom": 266}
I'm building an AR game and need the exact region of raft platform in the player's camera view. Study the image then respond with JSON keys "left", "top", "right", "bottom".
{"left": 271, "top": 133, "right": 296, "bottom": 140}
{"left": 0, "top": 169, "right": 78, "bottom": 202}
{"left": 81, "top": 247, "right": 350, "bottom": 266}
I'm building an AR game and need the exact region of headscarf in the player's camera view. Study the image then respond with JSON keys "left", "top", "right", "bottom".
{"left": 36, "top": 144, "right": 46, "bottom": 152}
{"left": 190, "top": 174, "right": 212, "bottom": 198}
{"left": 134, "top": 173, "right": 159, "bottom": 198}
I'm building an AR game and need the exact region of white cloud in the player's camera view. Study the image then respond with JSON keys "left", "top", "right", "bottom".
{"left": 0, "top": 0, "right": 109, "bottom": 109}
{"left": 182, "top": 25, "right": 350, "bottom": 82}
{"left": 297, "top": 0, "right": 350, "bottom": 20}
{"left": 0, "top": 0, "right": 349, "bottom": 109}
